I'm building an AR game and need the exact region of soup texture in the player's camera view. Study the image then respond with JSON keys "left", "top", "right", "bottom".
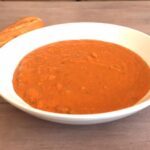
{"left": 13, "top": 40, "right": 150, "bottom": 114}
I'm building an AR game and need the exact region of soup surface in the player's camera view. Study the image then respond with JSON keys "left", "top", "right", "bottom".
{"left": 13, "top": 40, "right": 150, "bottom": 114}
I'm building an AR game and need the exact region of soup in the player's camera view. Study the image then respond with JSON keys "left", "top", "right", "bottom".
{"left": 13, "top": 40, "right": 150, "bottom": 114}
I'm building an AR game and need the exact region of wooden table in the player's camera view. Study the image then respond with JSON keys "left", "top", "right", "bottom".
{"left": 0, "top": 1, "right": 150, "bottom": 150}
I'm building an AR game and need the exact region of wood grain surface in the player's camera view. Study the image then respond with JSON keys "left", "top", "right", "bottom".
{"left": 0, "top": 1, "right": 150, "bottom": 150}
{"left": 1, "top": 0, "right": 150, "bottom": 1}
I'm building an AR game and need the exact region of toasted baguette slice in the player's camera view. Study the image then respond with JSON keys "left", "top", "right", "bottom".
{"left": 0, "top": 16, "right": 45, "bottom": 47}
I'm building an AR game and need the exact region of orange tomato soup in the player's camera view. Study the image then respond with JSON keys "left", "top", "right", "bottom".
{"left": 13, "top": 40, "right": 150, "bottom": 114}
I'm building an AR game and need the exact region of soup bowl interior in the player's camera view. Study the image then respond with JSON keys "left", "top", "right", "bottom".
{"left": 0, "top": 22, "right": 150, "bottom": 125}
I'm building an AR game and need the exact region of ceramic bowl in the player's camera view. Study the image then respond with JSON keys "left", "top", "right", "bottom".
{"left": 0, "top": 22, "right": 150, "bottom": 125}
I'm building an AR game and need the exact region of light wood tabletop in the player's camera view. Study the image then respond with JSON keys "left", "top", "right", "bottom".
{"left": 0, "top": 1, "right": 150, "bottom": 150}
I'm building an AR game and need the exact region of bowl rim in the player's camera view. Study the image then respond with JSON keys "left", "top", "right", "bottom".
{"left": 0, "top": 22, "right": 150, "bottom": 120}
